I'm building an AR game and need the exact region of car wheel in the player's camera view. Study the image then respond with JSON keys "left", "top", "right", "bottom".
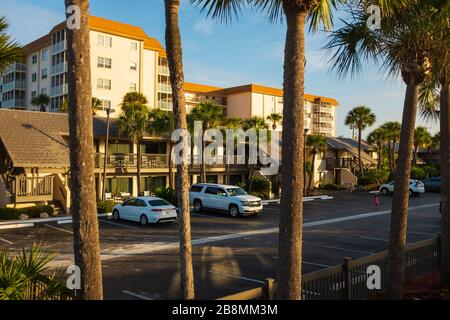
{"left": 381, "top": 188, "right": 389, "bottom": 195}
{"left": 194, "top": 200, "right": 203, "bottom": 213}
{"left": 112, "top": 210, "right": 120, "bottom": 221}
{"left": 229, "top": 205, "right": 240, "bottom": 218}
{"left": 140, "top": 214, "right": 149, "bottom": 226}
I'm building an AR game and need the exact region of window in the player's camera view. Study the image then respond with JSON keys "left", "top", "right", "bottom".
{"left": 131, "top": 41, "right": 138, "bottom": 50}
{"left": 205, "top": 187, "right": 218, "bottom": 195}
{"left": 32, "top": 55, "right": 37, "bottom": 64}
{"left": 41, "top": 49, "right": 48, "bottom": 61}
{"left": 129, "top": 83, "right": 137, "bottom": 91}
{"left": 31, "top": 73, "right": 37, "bottom": 82}
{"left": 41, "top": 88, "right": 47, "bottom": 95}
{"left": 190, "top": 185, "right": 204, "bottom": 193}
{"left": 97, "top": 79, "right": 111, "bottom": 90}
{"left": 97, "top": 35, "right": 112, "bottom": 47}
{"left": 129, "top": 62, "right": 137, "bottom": 71}
{"left": 98, "top": 99, "right": 115, "bottom": 113}
{"left": 97, "top": 57, "right": 112, "bottom": 69}
{"left": 148, "top": 199, "right": 171, "bottom": 207}
{"left": 31, "top": 91, "right": 37, "bottom": 100}
{"left": 41, "top": 68, "right": 48, "bottom": 79}
{"left": 135, "top": 199, "right": 147, "bottom": 207}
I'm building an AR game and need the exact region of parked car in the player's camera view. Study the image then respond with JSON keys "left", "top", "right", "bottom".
{"left": 189, "top": 183, "right": 263, "bottom": 217}
{"left": 379, "top": 180, "right": 425, "bottom": 197}
{"left": 422, "top": 176, "right": 442, "bottom": 192}
{"left": 112, "top": 197, "right": 177, "bottom": 226}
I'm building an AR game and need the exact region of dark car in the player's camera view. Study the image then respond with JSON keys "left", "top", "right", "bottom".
{"left": 422, "top": 176, "right": 442, "bottom": 192}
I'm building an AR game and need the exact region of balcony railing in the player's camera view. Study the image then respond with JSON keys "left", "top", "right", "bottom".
{"left": 13, "top": 176, "right": 54, "bottom": 203}
{"left": 158, "top": 83, "right": 172, "bottom": 93}
{"left": 52, "top": 41, "right": 67, "bottom": 54}
{"left": 1, "top": 80, "right": 26, "bottom": 91}
{"left": 158, "top": 101, "right": 172, "bottom": 110}
{"left": 1, "top": 99, "right": 25, "bottom": 108}
{"left": 95, "top": 153, "right": 169, "bottom": 169}
{"left": 51, "top": 84, "right": 68, "bottom": 97}
{"left": 157, "top": 66, "right": 170, "bottom": 76}
{"left": 51, "top": 62, "right": 67, "bottom": 75}
{"left": 326, "top": 158, "right": 355, "bottom": 171}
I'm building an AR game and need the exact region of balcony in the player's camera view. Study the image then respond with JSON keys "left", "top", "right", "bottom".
{"left": 13, "top": 176, "right": 54, "bottom": 203}
{"left": 157, "top": 66, "right": 170, "bottom": 76}
{"left": 51, "top": 62, "right": 67, "bottom": 75}
{"left": 5, "top": 63, "right": 26, "bottom": 73}
{"left": 1, "top": 99, "right": 25, "bottom": 108}
{"left": 326, "top": 158, "right": 355, "bottom": 171}
{"left": 51, "top": 84, "right": 68, "bottom": 97}
{"left": 52, "top": 41, "right": 67, "bottom": 54}
{"left": 158, "top": 101, "right": 172, "bottom": 110}
{"left": 2, "top": 80, "right": 26, "bottom": 91}
{"left": 158, "top": 83, "right": 172, "bottom": 93}
{"left": 95, "top": 153, "right": 169, "bottom": 169}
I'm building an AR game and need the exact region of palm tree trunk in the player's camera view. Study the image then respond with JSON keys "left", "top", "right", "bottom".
{"left": 440, "top": 80, "right": 450, "bottom": 288}
{"left": 277, "top": 3, "right": 305, "bottom": 300}
{"left": 392, "top": 141, "right": 397, "bottom": 173}
{"left": 169, "top": 143, "right": 174, "bottom": 189}
{"left": 413, "top": 146, "right": 418, "bottom": 166}
{"left": 377, "top": 144, "right": 382, "bottom": 169}
{"left": 137, "top": 141, "right": 141, "bottom": 195}
{"left": 65, "top": 0, "right": 103, "bottom": 300}
{"left": 308, "top": 152, "right": 316, "bottom": 192}
{"left": 387, "top": 142, "right": 393, "bottom": 175}
{"left": 164, "top": 0, "right": 195, "bottom": 300}
{"left": 358, "top": 127, "right": 363, "bottom": 176}
{"left": 387, "top": 77, "right": 420, "bottom": 300}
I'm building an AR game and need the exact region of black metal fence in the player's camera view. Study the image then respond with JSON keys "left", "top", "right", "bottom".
{"left": 218, "top": 237, "right": 441, "bottom": 300}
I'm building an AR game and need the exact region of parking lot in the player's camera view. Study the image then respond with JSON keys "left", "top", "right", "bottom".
{"left": 0, "top": 191, "right": 442, "bottom": 300}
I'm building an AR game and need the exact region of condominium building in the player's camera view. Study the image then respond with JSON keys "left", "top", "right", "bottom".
{"left": 0, "top": 16, "right": 338, "bottom": 137}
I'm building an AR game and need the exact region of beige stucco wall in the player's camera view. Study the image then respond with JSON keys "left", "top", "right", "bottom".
{"left": 226, "top": 92, "right": 252, "bottom": 119}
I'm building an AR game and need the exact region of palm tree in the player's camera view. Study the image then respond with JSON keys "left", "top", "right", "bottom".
{"left": 367, "top": 127, "right": 387, "bottom": 169}
{"left": 242, "top": 116, "right": 269, "bottom": 192}
{"left": 121, "top": 91, "right": 148, "bottom": 107}
{"left": 187, "top": 101, "right": 225, "bottom": 183}
{"left": 413, "top": 126, "right": 432, "bottom": 166}
{"left": 0, "top": 16, "right": 22, "bottom": 74}
{"left": 325, "top": 1, "right": 440, "bottom": 299}
{"left": 164, "top": 0, "right": 195, "bottom": 300}
{"left": 31, "top": 94, "right": 50, "bottom": 112}
{"left": 345, "top": 106, "right": 376, "bottom": 176}
{"left": 224, "top": 117, "right": 243, "bottom": 185}
{"left": 381, "top": 121, "right": 401, "bottom": 175}
{"left": 117, "top": 102, "right": 150, "bottom": 195}
{"left": 65, "top": 0, "right": 103, "bottom": 300}
{"left": 149, "top": 108, "right": 175, "bottom": 189}
{"left": 267, "top": 113, "right": 282, "bottom": 130}
{"left": 305, "top": 134, "right": 327, "bottom": 191}
{"left": 60, "top": 96, "right": 102, "bottom": 115}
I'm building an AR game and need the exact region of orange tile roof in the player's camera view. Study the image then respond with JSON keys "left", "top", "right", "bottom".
{"left": 222, "top": 84, "right": 339, "bottom": 106}
{"left": 184, "top": 82, "right": 224, "bottom": 93}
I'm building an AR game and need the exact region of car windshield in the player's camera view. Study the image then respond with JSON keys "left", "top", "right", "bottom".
{"left": 149, "top": 199, "right": 172, "bottom": 207}
{"left": 226, "top": 188, "right": 247, "bottom": 196}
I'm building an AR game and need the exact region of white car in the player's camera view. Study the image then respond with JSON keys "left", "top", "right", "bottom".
{"left": 379, "top": 180, "right": 425, "bottom": 197}
{"left": 189, "top": 183, "right": 263, "bottom": 217}
{"left": 112, "top": 197, "right": 177, "bottom": 226}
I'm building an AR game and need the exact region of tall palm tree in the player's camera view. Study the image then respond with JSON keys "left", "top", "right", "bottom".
{"left": 345, "top": 106, "right": 376, "bottom": 176}
{"left": 326, "top": 1, "right": 440, "bottom": 299}
{"left": 149, "top": 108, "right": 175, "bottom": 189}
{"left": 0, "top": 16, "right": 22, "bottom": 74}
{"left": 65, "top": 0, "right": 103, "bottom": 300}
{"left": 224, "top": 117, "right": 243, "bottom": 185}
{"left": 31, "top": 94, "right": 50, "bottom": 112}
{"left": 164, "top": 0, "right": 195, "bottom": 300}
{"left": 413, "top": 126, "right": 432, "bottom": 166}
{"left": 187, "top": 101, "right": 225, "bottom": 183}
{"left": 117, "top": 102, "right": 150, "bottom": 195}
{"left": 381, "top": 121, "right": 401, "bottom": 175}
{"left": 305, "top": 134, "right": 327, "bottom": 191}
{"left": 60, "top": 96, "right": 102, "bottom": 115}
{"left": 121, "top": 91, "right": 148, "bottom": 107}
{"left": 367, "top": 127, "right": 387, "bottom": 169}
{"left": 242, "top": 116, "right": 269, "bottom": 192}
{"left": 267, "top": 113, "right": 282, "bottom": 130}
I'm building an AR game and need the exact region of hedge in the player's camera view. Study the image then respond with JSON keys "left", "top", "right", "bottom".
{"left": 0, "top": 205, "right": 54, "bottom": 221}
{"left": 97, "top": 200, "right": 116, "bottom": 214}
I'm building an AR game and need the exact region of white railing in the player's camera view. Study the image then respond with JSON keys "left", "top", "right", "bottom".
{"left": 51, "top": 84, "right": 68, "bottom": 97}
{"left": 158, "top": 83, "right": 172, "bottom": 93}
{"left": 157, "top": 66, "right": 170, "bottom": 75}
{"left": 51, "top": 62, "right": 67, "bottom": 75}
{"left": 52, "top": 41, "right": 67, "bottom": 54}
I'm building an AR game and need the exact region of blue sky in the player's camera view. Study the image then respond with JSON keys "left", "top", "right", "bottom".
{"left": 0, "top": 0, "right": 439, "bottom": 137}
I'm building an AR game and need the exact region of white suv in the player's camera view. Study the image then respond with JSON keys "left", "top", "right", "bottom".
{"left": 379, "top": 179, "right": 425, "bottom": 196}
{"left": 189, "top": 183, "right": 263, "bottom": 217}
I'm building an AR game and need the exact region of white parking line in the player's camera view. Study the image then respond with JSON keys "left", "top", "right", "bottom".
{"left": 0, "top": 237, "right": 13, "bottom": 245}
{"left": 122, "top": 290, "right": 154, "bottom": 300}
{"left": 44, "top": 224, "right": 73, "bottom": 234}
{"left": 0, "top": 223, "right": 34, "bottom": 230}
{"left": 100, "top": 219, "right": 139, "bottom": 230}
{"left": 409, "top": 231, "right": 436, "bottom": 237}
{"left": 208, "top": 270, "right": 265, "bottom": 284}
{"left": 302, "top": 261, "right": 333, "bottom": 268}
{"left": 359, "top": 236, "right": 389, "bottom": 242}
{"left": 323, "top": 245, "right": 374, "bottom": 255}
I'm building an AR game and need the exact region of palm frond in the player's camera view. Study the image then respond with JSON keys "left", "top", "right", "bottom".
{"left": 0, "top": 16, "right": 23, "bottom": 74}
{"left": 418, "top": 79, "right": 440, "bottom": 122}
{"left": 190, "top": 0, "right": 247, "bottom": 23}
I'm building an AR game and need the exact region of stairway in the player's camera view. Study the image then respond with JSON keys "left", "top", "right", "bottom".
{"left": 48, "top": 200, "right": 66, "bottom": 216}
{"left": 0, "top": 174, "right": 12, "bottom": 207}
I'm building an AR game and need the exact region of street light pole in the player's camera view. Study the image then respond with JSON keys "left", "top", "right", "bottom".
{"left": 101, "top": 106, "right": 111, "bottom": 201}
{"left": 303, "top": 128, "right": 309, "bottom": 196}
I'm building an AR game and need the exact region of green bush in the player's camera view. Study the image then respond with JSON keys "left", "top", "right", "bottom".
{"left": 359, "top": 168, "right": 390, "bottom": 187}
{"left": 97, "top": 201, "right": 116, "bottom": 214}
{"left": 0, "top": 205, "right": 54, "bottom": 221}
{"left": 240, "top": 177, "right": 271, "bottom": 199}
{"left": 318, "top": 183, "right": 345, "bottom": 191}
{"left": 422, "top": 165, "right": 440, "bottom": 177}
{"left": 154, "top": 186, "right": 178, "bottom": 206}
{"left": 411, "top": 166, "right": 427, "bottom": 180}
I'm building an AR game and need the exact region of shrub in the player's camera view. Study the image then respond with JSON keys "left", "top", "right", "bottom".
{"left": 0, "top": 205, "right": 54, "bottom": 221}
{"left": 240, "top": 177, "right": 271, "bottom": 199}
{"left": 359, "top": 168, "right": 390, "bottom": 187}
{"left": 411, "top": 166, "right": 427, "bottom": 180}
{"left": 318, "top": 183, "right": 345, "bottom": 191}
{"left": 422, "top": 165, "right": 440, "bottom": 178}
{"left": 97, "top": 201, "right": 116, "bottom": 214}
{"left": 154, "top": 186, "right": 178, "bottom": 206}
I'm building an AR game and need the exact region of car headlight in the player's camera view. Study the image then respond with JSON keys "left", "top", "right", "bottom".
{"left": 241, "top": 200, "right": 249, "bottom": 206}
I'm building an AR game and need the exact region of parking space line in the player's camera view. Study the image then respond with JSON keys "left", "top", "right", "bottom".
{"left": 409, "top": 231, "right": 436, "bottom": 237}
{"left": 0, "top": 223, "right": 34, "bottom": 230}
{"left": 122, "top": 290, "right": 154, "bottom": 300}
{"left": 100, "top": 219, "right": 139, "bottom": 230}
{"left": 208, "top": 270, "right": 265, "bottom": 284}
{"left": 44, "top": 224, "right": 73, "bottom": 234}
{"left": 0, "top": 237, "right": 13, "bottom": 245}
{"left": 302, "top": 261, "right": 332, "bottom": 268}
{"left": 323, "top": 245, "right": 375, "bottom": 255}
{"left": 359, "top": 236, "right": 389, "bottom": 242}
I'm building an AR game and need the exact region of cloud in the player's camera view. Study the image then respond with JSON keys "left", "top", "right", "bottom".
{"left": 193, "top": 20, "right": 214, "bottom": 35}
{"left": 0, "top": 0, "right": 63, "bottom": 45}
